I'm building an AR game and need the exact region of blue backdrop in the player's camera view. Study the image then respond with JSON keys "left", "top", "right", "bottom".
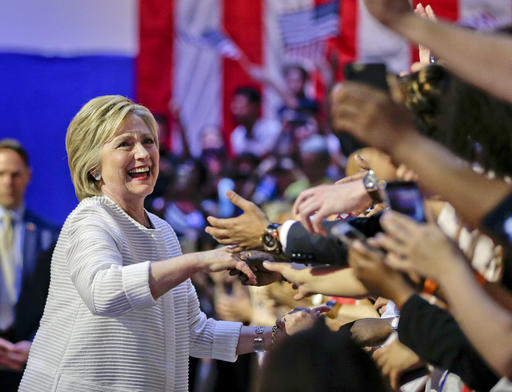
{"left": 0, "top": 53, "right": 134, "bottom": 225}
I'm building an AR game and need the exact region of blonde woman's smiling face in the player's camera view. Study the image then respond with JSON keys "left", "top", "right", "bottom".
{"left": 98, "top": 114, "right": 159, "bottom": 209}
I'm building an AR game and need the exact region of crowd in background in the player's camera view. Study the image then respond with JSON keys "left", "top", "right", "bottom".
{"left": 4, "top": 1, "right": 512, "bottom": 391}
{"left": 138, "top": 2, "right": 512, "bottom": 391}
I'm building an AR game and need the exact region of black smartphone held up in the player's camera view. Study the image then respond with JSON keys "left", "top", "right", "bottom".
{"left": 330, "top": 221, "right": 385, "bottom": 256}
{"left": 384, "top": 181, "right": 427, "bottom": 223}
{"left": 344, "top": 63, "right": 389, "bottom": 92}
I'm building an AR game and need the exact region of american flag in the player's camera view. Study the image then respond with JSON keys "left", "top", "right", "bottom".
{"left": 278, "top": 0, "right": 340, "bottom": 60}
{"left": 179, "top": 28, "right": 242, "bottom": 60}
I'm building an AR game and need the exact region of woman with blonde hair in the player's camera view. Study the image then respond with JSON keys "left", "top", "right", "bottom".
{"left": 19, "top": 95, "right": 281, "bottom": 392}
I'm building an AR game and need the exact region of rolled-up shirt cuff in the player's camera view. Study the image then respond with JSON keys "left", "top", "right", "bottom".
{"left": 122, "top": 261, "right": 157, "bottom": 309}
{"left": 279, "top": 220, "right": 296, "bottom": 252}
{"left": 212, "top": 320, "right": 243, "bottom": 362}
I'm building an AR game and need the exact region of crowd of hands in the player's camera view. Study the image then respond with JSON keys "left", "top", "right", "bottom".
{"left": 193, "top": 0, "right": 512, "bottom": 388}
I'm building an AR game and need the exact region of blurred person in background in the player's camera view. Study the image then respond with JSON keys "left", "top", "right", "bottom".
{"left": 0, "top": 139, "right": 60, "bottom": 392}
{"left": 230, "top": 86, "right": 281, "bottom": 158}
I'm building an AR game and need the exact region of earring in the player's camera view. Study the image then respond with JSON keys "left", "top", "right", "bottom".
{"left": 93, "top": 172, "right": 102, "bottom": 181}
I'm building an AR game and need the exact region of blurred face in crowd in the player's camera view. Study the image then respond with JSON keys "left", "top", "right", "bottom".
{"left": 285, "top": 67, "right": 306, "bottom": 96}
{"left": 231, "top": 94, "right": 258, "bottom": 123}
{"left": 98, "top": 114, "right": 159, "bottom": 208}
{"left": 0, "top": 149, "right": 31, "bottom": 210}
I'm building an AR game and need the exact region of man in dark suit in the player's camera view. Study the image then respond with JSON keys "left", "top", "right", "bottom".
{"left": 0, "top": 139, "right": 60, "bottom": 391}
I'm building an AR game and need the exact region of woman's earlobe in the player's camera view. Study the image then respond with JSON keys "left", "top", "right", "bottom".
{"left": 90, "top": 171, "right": 102, "bottom": 181}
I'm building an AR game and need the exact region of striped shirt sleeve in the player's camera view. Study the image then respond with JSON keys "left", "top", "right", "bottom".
{"left": 66, "top": 208, "right": 156, "bottom": 316}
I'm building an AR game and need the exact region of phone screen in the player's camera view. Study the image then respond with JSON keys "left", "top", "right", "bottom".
{"left": 385, "top": 181, "right": 426, "bottom": 223}
{"left": 330, "top": 221, "right": 384, "bottom": 255}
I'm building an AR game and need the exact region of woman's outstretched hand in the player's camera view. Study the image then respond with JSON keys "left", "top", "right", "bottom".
{"left": 198, "top": 247, "right": 258, "bottom": 285}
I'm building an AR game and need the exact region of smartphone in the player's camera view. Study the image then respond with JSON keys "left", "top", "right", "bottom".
{"left": 330, "top": 221, "right": 384, "bottom": 255}
{"left": 344, "top": 63, "right": 389, "bottom": 92}
{"left": 384, "top": 181, "right": 426, "bottom": 223}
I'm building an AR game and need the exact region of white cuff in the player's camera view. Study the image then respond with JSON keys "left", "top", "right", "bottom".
{"left": 279, "top": 220, "right": 296, "bottom": 252}
{"left": 122, "top": 261, "right": 157, "bottom": 309}
{"left": 211, "top": 321, "right": 243, "bottom": 362}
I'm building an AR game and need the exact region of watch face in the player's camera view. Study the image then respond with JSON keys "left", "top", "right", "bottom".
{"left": 364, "top": 171, "right": 378, "bottom": 190}
{"left": 262, "top": 233, "right": 278, "bottom": 251}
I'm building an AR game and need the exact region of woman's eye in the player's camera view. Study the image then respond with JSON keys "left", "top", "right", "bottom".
{"left": 144, "top": 138, "right": 155, "bottom": 144}
{"left": 117, "top": 141, "right": 130, "bottom": 148}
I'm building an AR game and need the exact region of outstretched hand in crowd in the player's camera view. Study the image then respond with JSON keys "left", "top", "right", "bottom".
{"left": 205, "top": 190, "right": 270, "bottom": 252}
{"left": 331, "top": 81, "right": 416, "bottom": 154}
{"left": 292, "top": 170, "right": 373, "bottom": 236}
{"left": 373, "top": 339, "right": 424, "bottom": 390}
{"left": 263, "top": 261, "right": 369, "bottom": 300}
{"left": 348, "top": 240, "right": 416, "bottom": 309}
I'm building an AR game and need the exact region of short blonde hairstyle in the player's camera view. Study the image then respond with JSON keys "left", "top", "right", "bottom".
{"left": 66, "top": 95, "right": 158, "bottom": 201}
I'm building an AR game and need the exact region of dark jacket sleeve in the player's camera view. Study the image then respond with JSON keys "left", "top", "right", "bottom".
{"left": 398, "top": 294, "right": 499, "bottom": 391}
{"left": 284, "top": 213, "right": 383, "bottom": 265}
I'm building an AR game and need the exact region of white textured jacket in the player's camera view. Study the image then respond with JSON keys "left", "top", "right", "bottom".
{"left": 19, "top": 196, "right": 242, "bottom": 392}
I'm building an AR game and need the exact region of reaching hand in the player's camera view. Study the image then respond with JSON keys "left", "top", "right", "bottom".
{"left": 331, "top": 82, "right": 416, "bottom": 154}
{"left": 234, "top": 250, "right": 285, "bottom": 286}
{"left": 199, "top": 247, "right": 257, "bottom": 285}
{"left": 373, "top": 339, "right": 424, "bottom": 390}
{"left": 205, "top": 191, "right": 270, "bottom": 252}
{"left": 278, "top": 306, "right": 330, "bottom": 336}
{"left": 372, "top": 211, "right": 466, "bottom": 281}
{"left": 348, "top": 240, "right": 415, "bottom": 308}
{"left": 411, "top": 4, "right": 439, "bottom": 72}
{"left": 263, "top": 262, "right": 321, "bottom": 300}
{"left": 293, "top": 180, "right": 372, "bottom": 235}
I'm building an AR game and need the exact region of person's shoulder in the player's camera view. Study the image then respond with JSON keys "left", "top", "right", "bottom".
{"left": 64, "top": 196, "right": 120, "bottom": 229}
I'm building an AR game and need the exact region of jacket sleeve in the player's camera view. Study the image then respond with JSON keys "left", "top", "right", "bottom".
{"left": 283, "top": 213, "right": 383, "bottom": 265}
{"left": 66, "top": 208, "right": 156, "bottom": 317}
{"left": 398, "top": 294, "right": 499, "bottom": 391}
{"left": 187, "top": 280, "right": 242, "bottom": 362}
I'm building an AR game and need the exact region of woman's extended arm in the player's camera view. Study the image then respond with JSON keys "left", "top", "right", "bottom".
{"left": 149, "top": 247, "right": 256, "bottom": 299}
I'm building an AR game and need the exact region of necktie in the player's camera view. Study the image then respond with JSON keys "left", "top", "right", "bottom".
{"left": 0, "top": 210, "right": 15, "bottom": 301}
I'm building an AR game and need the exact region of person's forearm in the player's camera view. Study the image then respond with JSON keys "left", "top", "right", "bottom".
{"left": 440, "top": 261, "right": 512, "bottom": 377}
{"left": 149, "top": 253, "right": 203, "bottom": 299}
{"left": 306, "top": 267, "right": 368, "bottom": 298}
{"left": 484, "top": 282, "right": 512, "bottom": 313}
{"left": 391, "top": 132, "right": 510, "bottom": 228}
{"left": 236, "top": 326, "right": 274, "bottom": 355}
{"left": 391, "top": 14, "right": 512, "bottom": 104}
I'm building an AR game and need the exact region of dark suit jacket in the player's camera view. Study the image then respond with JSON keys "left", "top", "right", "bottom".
{"left": 283, "top": 213, "right": 383, "bottom": 265}
{"left": 10, "top": 209, "right": 60, "bottom": 342}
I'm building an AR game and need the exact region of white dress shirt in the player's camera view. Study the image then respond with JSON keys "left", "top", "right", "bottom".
{"left": 230, "top": 118, "right": 281, "bottom": 157}
{"left": 0, "top": 205, "right": 25, "bottom": 331}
